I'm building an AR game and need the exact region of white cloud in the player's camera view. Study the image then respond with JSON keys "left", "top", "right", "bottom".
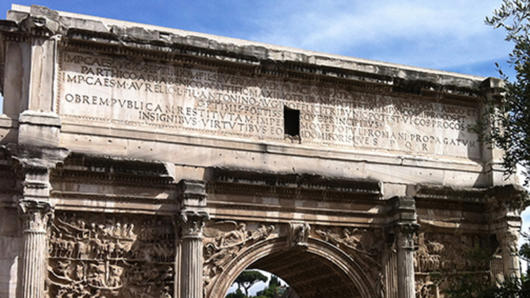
{"left": 248, "top": 0, "right": 512, "bottom": 70}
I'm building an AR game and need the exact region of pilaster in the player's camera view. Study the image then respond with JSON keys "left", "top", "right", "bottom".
{"left": 480, "top": 78, "right": 518, "bottom": 185}
{"left": 2, "top": 5, "right": 63, "bottom": 118}
{"left": 176, "top": 179, "right": 209, "bottom": 298}
{"left": 18, "top": 111, "right": 61, "bottom": 148}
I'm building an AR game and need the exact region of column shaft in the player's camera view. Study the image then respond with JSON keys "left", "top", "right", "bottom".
{"left": 181, "top": 236, "right": 204, "bottom": 297}
{"left": 18, "top": 200, "right": 52, "bottom": 298}
{"left": 389, "top": 196, "right": 418, "bottom": 298}
{"left": 21, "top": 231, "right": 47, "bottom": 298}
{"left": 397, "top": 231, "right": 415, "bottom": 298}
{"left": 176, "top": 180, "right": 208, "bottom": 298}
{"left": 500, "top": 229, "right": 520, "bottom": 279}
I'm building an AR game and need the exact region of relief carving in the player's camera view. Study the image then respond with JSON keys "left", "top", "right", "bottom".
{"left": 415, "top": 232, "right": 444, "bottom": 273}
{"left": 202, "top": 221, "right": 275, "bottom": 291}
{"left": 414, "top": 232, "right": 491, "bottom": 273}
{"left": 313, "top": 226, "right": 385, "bottom": 297}
{"left": 497, "top": 228, "right": 519, "bottom": 256}
{"left": 47, "top": 212, "right": 175, "bottom": 298}
{"left": 414, "top": 231, "right": 494, "bottom": 297}
{"left": 18, "top": 199, "right": 54, "bottom": 233}
{"left": 313, "top": 227, "right": 384, "bottom": 274}
{"left": 415, "top": 275, "right": 440, "bottom": 298}
{"left": 394, "top": 223, "right": 419, "bottom": 252}
{"left": 179, "top": 209, "right": 209, "bottom": 238}
{"left": 288, "top": 222, "right": 310, "bottom": 248}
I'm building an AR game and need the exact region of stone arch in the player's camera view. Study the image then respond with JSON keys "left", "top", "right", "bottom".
{"left": 207, "top": 236, "right": 378, "bottom": 298}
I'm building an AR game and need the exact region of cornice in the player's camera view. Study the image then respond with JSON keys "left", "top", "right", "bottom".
{"left": 207, "top": 167, "right": 382, "bottom": 203}
{"left": 1, "top": 5, "right": 492, "bottom": 101}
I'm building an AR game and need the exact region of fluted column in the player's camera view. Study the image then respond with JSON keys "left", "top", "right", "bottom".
{"left": 389, "top": 196, "right": 418, "bottom": 298}
{"left": 396, "top": 223, "right": 417, "bottom": 298}
{"left": 176, "top": 180, "right": 209, "bottom": 298}
{"left": 180, "top": 210, "right": 209, "bottom": 298}
{"left": 497, "top": 225, "right": 521, "bottom": 279}
{"left": 487, "top": 185, "right": 526, "bottom": 282}
{"left": 5, "top": 87, "right": 69, "bottom": 297}
{"left": 18, "top": 200, "right": 53, "bottom": 298}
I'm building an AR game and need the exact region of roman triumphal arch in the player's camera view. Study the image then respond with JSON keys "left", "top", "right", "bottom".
{"left": 0, "top": 5, "right": 527, "bottom": 298}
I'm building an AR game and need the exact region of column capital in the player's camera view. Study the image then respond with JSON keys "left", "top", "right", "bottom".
{"left": 487, "top": 184, "right": 528, "bottom": 216}
{"left": 394, "top": 222, "right": 419, "bottom": 235}
{"left": 179, "top": 209, "right": 210, "bottom": 238}
{"left": 5, "top": 144, "right": 69, "bottom": 201}
{"left": 176, "top": 181, "right": 209, "bottom": 298}
{"left": 18, "top": 200, "right": 53, "bottom": 298}
{"left": 388, "top": 197, "right": 418, "bottom": 297}
{"left": 18, "top": 199, "right": 53, "bottom": 233}
{"left": 393, "top": 223, "right": 418, "bottom": 252}
{"left": 176, "top": 179, "right": 209, "bottom": 238}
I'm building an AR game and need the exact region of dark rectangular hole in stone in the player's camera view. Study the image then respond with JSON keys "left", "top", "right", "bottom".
{"left": 284, "top": 106, "right": 300, "bottom": 137}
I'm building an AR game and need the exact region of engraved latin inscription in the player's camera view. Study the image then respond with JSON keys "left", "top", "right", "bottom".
{"left": 57, "top": 51, "right": 480, "bottom": 159}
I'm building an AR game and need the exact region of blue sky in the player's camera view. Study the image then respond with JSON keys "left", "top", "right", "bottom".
{"left": 1, "top": 0, "right": 528, "bottom": 294}
{"left": 0, "top": 0, "right": 517, "bottom": 77}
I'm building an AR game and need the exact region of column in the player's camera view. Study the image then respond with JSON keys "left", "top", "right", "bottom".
{"left": 497, "top": 224, "right": 521, "bottom": 279}
{"left": 389, "top": 196, "right": 418, "bottom": 298}
{"left": 9, "top": 147, "right": 67, "bottom": 298}
{"left": 180, "top": 210, "right": 209, "bottom": 298}
{"left": 16, "top": 163, "right": 54, "bottom": 298}
{"left": 18, "top": 200, "right": 53, "bottom": 298}
{"left": 176, "top": 180, "right": 209, "bottom": 298}
{"left": 488, "top": 185, "right": 526, "bottom": 281}
{"left": 396, "top": 223, "right": 417, "bottom": 298}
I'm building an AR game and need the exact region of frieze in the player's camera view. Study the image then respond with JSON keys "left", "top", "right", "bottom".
{"left": 414, "top": 231, "right": 493, "bottom": 274}
{"left": 415, "top": 274, "right": 441, "bottom": 298}
{"left": 47, "top": 212, "right": 175, "bottom": 298}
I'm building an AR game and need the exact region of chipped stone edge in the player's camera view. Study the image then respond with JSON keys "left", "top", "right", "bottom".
{"left": 5, "top": 4, "right": 492, "bottom": 92}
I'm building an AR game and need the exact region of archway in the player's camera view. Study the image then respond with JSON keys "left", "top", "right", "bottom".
{"left": 209, "top": 237, "right": 376, "bottom": 298}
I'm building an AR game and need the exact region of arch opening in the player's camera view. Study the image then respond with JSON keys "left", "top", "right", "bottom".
{"left": 213, "top": 238, "right": 370, "bottom": 298}
{"left": 225, "top": 269, "right": 293, "bottom": 297}
{"left": 248, "top": 248, "right": 360, "bottom": 298}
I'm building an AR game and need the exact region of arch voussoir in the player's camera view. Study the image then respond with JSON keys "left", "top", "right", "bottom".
{"left": 206, "top": 234, "right": 380, "bottom": 298}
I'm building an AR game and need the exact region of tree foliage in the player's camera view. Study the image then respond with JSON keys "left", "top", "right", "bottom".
{"left": 445, "top": 274, "right": 530, "bottom": 298}
{"left": 227, "top": 273, "right": 289, "bottom": 298}
{"left": 483, "top": 0, "right": 530, "bottom": 184}
{"left": 234, "top": 270, "right": 268, "bottom": 296}
{"left": 226, "top": 289, "right": 247, "bottom": 298}
{"left": 255, "top": 275, "right": 284, "bottom": 298}
{"left": 446, "top": 3, "right": 530, "bottom": 296}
